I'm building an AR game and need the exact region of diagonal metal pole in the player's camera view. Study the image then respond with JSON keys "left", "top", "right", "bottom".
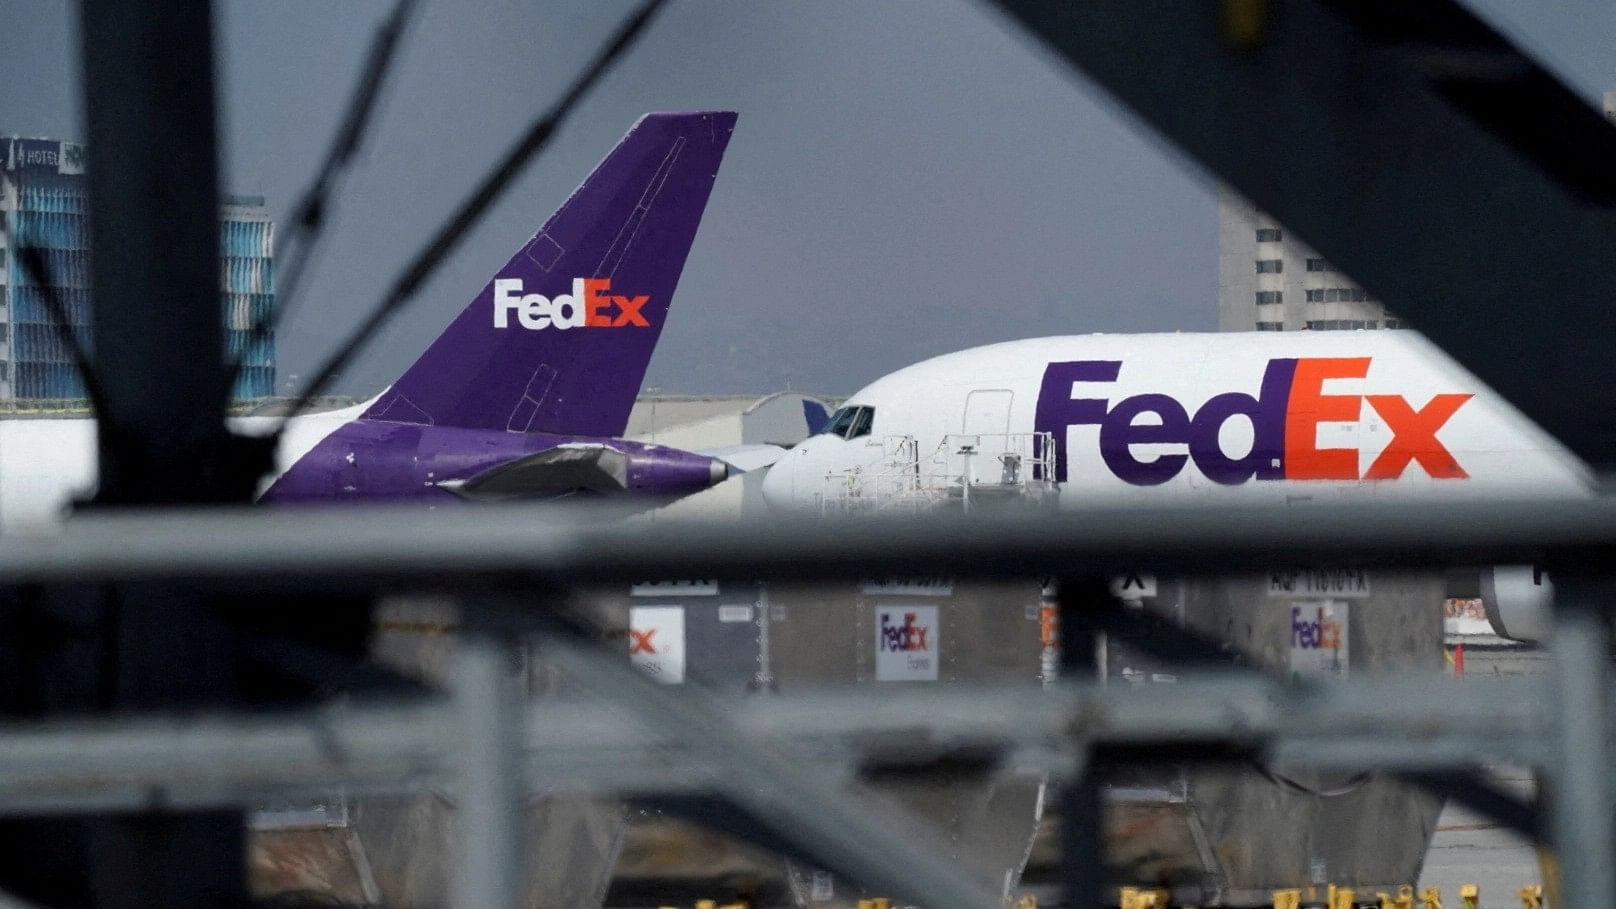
{"left": 276, "top": 0, "right": 669, "bottom": 427}
{"left": 532, "top": 619, "right": 1004, "bottom": 909}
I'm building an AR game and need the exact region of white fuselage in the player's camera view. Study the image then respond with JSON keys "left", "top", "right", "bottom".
{"left": 0, "top": 404, "right": 364, "bottom": 530}
{"left": 761, "top": 332, "right": 1592, "bottom": 510}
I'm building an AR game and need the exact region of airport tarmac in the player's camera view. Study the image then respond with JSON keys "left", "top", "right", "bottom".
{"left": 1418, "top": 640, "right": 1547, "bottom": 909}
{"left": 1419, "top": 775, "right": 1541, "bottom": 909}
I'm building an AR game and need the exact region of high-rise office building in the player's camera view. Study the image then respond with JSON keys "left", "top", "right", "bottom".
{"left": 1216, "top": 189, "right": 1402, "bottom": 334}
{"left": 0, "top": 136, "right": 275, "bottom": 402}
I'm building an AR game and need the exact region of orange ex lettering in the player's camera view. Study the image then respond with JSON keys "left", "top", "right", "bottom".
{"left": 1364, "top": 394, "right": 1473, "bottom": 479}
{"left": 629, "top": 628, "right": 657, "bottom": 655}
{"left": 1284, "top": 357, "right": 1370, "bottom": 481}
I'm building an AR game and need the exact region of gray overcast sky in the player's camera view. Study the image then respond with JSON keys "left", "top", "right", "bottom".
{"left": 3, "top": 1, "right": 1615, "bottom": 397}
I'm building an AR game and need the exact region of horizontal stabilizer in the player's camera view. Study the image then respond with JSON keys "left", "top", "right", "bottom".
{"left": 439, "top": 445, "right": 630, "bottom": 501}
{"left": 439, "top": 442, "right": 730, "bottom": 501}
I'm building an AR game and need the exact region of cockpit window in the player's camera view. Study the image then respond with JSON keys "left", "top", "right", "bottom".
{"left": 822, "top": 407, "right": 858, "bottom": 438}
{"left": 847, "top": 406, "right": 874, "bottom": 439}
{"left": 820, "top": 405, "right": 876, "bottom": 440}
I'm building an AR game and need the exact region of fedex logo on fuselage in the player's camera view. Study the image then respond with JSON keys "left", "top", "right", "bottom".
{"left": 493, "top": 277, "right": 650, "bottom": 330}
{"left": 1033, "top": 357, "right": 1472, "bottom": 486}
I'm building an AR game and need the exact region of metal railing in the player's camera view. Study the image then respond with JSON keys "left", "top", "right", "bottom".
{"left": 0, "top": 498, "right": 1602, "bottom": 909}
{"left": 820, "top": 432, "right": 1058, "bottom": 514}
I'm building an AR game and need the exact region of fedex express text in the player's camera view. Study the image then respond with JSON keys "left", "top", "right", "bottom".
{"left": 1033, "top": 357, "right": 1472, "bottom": 486}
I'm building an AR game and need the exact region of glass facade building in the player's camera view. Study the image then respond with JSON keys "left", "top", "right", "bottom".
{"left": 0, "top": 136, "right": 275, "bottom": 402}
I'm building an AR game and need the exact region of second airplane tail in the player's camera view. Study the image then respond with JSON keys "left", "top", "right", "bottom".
{"left": 362, "top": 111, "right": 738, "bottom": 436}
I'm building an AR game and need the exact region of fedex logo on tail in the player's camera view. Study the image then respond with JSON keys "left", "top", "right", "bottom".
{"left": 1034, "top": 357, "right": 1472, "bottom": 486}
{"left": 493, "top": 277, "right": 650, "bottom": 330}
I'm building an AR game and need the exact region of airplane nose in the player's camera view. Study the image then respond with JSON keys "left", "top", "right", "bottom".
{"left": 760, "top": 449, "right": 798, "bottom": 510}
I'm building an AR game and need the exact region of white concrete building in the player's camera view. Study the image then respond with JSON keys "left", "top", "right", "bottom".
{"left": 1216, "top": 188, "right": 1403, "bottom": 333}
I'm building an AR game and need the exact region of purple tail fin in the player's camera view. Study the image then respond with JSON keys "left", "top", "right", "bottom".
{"left": 363, "top": 111, "right": 737, "bottom": 435}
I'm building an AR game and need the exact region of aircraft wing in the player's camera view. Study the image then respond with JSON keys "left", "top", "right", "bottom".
{"left": 701, "top": 444, "right": 787, "bottom": 473}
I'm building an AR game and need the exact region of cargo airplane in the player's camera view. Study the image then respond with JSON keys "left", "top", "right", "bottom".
{"left": 760, "top": 331, "right": 1588, "bottom": 642}
{"left": 0, "top": 111, "right": 784, "bottom": 528}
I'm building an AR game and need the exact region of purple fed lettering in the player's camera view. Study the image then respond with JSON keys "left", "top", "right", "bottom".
{"left": 1033, "top": 361, "right": 1121, "bottom": 482}
{"left": 1034, "top": 357, "right": 1304, "bottom": 486}
{"left": 1188, "top": 358, "right": 1297, "bottom": 485}
{"left": 1099, "top": 393, "right": 1189, "bottom": 486}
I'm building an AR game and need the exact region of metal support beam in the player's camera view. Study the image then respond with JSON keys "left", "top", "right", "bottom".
{"left": 452, "top": 626, "right": 524, "bottom": 909}
{"left": 6, "top": 499, "right": 1616, "bottom": 585}
{"left": 0, "top": 675, "right": 1556, "bottom": 815}
{"left": 80, "top": 0, "right": 239, "bottom": 502}
{"left": 1057, "top": 578, "right": 1106, "bottom": 909}
{"left": 64, "top": 2, "right": 250, "bottom": 907}
{"left": 987, "top": 0, "right": 1616, "bottom": 469}
{"left": 1547, "top": 575, "right": 1614, "bottom": 909}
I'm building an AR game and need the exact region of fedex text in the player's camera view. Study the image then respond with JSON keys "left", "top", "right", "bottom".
{"left": 493, "top": 277, "right": 650, "bottom": 330}
{"left": 1291, "top": 605, "right": 1344, "bottom": 652}
{"left": 1033, "top": 358, "right": 1472, "bottom": 486}
{"left": 879, "top": 611, "right": 931, "bottom": 654}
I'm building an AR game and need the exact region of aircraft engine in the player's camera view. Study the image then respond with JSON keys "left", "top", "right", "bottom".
{"left": 1477, "top": 564, "right": 1552, "bottom": 643}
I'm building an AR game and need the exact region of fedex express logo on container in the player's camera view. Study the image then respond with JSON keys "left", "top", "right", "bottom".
{"left": 879, "top": 610, "right": 931, "bottom": 654}
{"left": 1033, "top": 358, "right": 1472, "bottom": 486}
{"left": 493, "top": 277, "right": 650, "bottom": 330}
{"left": 1291, "top": 605, "right": 1344, "bottom": 652}
{"left": 875, "top": 605, "right": 938, "bottom": 681}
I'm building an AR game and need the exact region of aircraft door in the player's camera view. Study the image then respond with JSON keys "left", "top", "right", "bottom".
{"left": 962, "top": 389, "right": 1013, "bottom": 437}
